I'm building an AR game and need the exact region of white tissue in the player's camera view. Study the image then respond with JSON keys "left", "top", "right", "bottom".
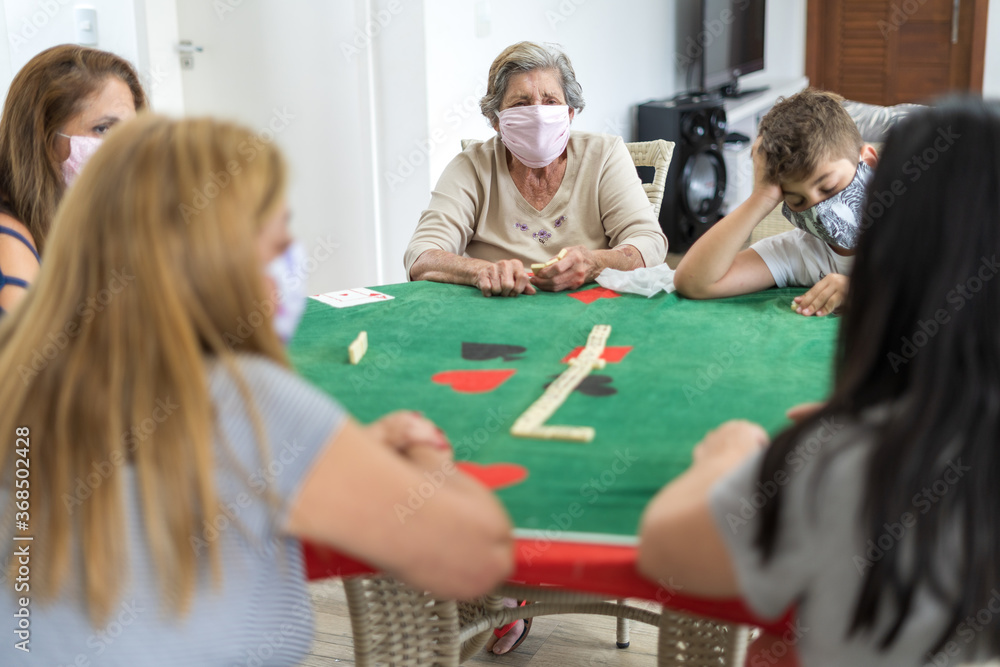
{"left": 595, "top": 263, "right": 676, "bottom": 298}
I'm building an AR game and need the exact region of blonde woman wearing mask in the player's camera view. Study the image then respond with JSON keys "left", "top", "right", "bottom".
{"left": 0, "top": 115, "right": 513, "bottom": 665}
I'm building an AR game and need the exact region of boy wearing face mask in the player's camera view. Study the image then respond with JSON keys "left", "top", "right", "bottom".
{"left": 674, "top": 89, "right": 877, "bottom": 316}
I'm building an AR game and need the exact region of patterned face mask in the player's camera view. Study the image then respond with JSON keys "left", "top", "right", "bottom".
{"left": 781, "top": 161, "right": 874, "bottom": 250}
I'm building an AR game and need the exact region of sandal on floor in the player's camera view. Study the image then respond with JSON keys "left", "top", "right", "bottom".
{"left": 488, "top": 600, "right": 532, "bottom": 654}
{"left": 506, "top": 617, "right": 532, "bottom": 652}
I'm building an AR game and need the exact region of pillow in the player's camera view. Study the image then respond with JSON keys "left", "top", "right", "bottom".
{"left": 842, "top": 100, "right": 925, "bottom": 143}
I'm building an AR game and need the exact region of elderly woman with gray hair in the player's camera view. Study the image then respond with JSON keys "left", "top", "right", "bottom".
{"left": 405, "top": 41, "right": 668, "bottom": 297}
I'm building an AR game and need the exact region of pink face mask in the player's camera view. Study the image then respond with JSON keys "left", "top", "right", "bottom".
{"left": 57, "top": 133, "right": 104, "bottom": 186}
{"left": 497, "top": 105, "right": 571, "bottom": 169}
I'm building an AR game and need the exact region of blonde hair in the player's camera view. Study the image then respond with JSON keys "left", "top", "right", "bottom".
{"left": 0, "top": 44, "right": 148, "bottom": 253}
{"left": 0, "top": 115, "right": 288, "bottom": 626}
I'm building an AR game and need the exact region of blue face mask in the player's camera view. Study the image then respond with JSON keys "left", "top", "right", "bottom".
{"left": 781, "top": 161, "right": 874, "bottom": 250}
{"left": 266, "top": 241, "right": 308, "bottom": 344}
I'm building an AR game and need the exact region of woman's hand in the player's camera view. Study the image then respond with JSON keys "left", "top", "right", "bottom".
{"left": 530, "top": 245, "right": 599, "bottom": 291}
{"left": 692, "top": 420, "right": 770, "bottom": 470}
{"left": 785, "top": 401, "right": 825, "bottom": 423}
{"left": 792, "top": 273, "right": 848, "bottom": 316}
{"left": 476, "top": 259, "right": 536, "bottom": 297}
{"left": 371, "top": 411, "right": 452, "bottom": 457}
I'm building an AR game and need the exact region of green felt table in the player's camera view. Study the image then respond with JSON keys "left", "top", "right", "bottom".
{"left": 289, "top": 280, "right": 838, "bottom": 544}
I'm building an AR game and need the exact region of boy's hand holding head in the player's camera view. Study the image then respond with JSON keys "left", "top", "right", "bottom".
{"left": 757, "top": 89, "right": 879, "bottom": 255}
{"left": 750, "top": 135, "right": 785, "bottom": 210}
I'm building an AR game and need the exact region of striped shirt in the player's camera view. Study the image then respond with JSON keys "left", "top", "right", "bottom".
{"left": 0, "top": 354, "right": 345, "bottom": 665}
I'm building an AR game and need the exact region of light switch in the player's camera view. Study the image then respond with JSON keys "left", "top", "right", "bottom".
{"left": 74, "top": 7, "right": 98, "bottom": 46}
{"left": 475, "top": 1, "right": 491, "bottom": 38}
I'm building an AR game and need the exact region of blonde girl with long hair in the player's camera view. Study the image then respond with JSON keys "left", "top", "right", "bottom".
{"left": 0, "top": 115, "right": 512, "bottom": 665}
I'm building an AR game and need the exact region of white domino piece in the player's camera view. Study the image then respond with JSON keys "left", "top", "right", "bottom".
{"left": 510, "top": 324, "right": 610, "bottom": 443}
{"left": 531, "top": 247, "right": 569, "bottom": 272}
{"left": 348, "top": 331, "right": 368, "bottom": 365}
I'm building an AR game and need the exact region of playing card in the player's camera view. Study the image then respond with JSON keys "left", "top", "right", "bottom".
{"left": 310, "top": 288, "right": 394, "bottom": 308}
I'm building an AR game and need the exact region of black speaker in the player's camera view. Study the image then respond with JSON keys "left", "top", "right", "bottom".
{"left": 637, "top": 97, "right": 728, "bottom": 252}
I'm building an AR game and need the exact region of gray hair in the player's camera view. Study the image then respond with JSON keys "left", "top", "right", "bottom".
{"left": 479, "top": 41, "right": 586, "bottom": 125}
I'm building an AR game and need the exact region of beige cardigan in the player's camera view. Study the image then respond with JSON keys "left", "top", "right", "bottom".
{"left": 404, "top": 132, "right": 668, "bottom": 277}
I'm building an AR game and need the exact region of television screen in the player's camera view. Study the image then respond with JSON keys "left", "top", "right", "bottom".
{"left": 701, "top": 0, "right": 766, "bottom": 93}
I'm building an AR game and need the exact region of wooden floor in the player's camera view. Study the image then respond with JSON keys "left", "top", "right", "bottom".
{"left": 300, "top": 579, "right": 663, "bottom": 666}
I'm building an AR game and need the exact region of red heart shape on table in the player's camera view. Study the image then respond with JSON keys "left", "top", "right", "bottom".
{"left": 456, "top": 462, "right": 528, "bottom": 490}
{"left": 561, "top": 345, "right": 633, "bottom": 364}
{"left": 568, "top": 286, "right": 620, "bottom": 304}
{"left": 431, "top": 369, "right": 516, "bottom": 393}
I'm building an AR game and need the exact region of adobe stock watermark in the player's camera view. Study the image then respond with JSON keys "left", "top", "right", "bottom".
{"left": 190, "top": 438, "right": 309, "bottom": 555}
{"left": 675, "top": 0, "right": 755, "bottom": 70}
{"left": 349, "top": 301, "right": 445, "bottom": 394}
{"left": 522, "top": 447, "right": 639, "bottom": 564}
{"left": 46, "top": 598, "right": 146, "bottom": 665}
{"left": 8, "top": 0, "right": 72, "bottom": 53}
{"left": 384, "top": 78, "right": 488, "bottom": 192}
{"left": 545, "top": 0, "right": 587, "bottom": 29}
{"left": 682, "top": 319, "right": 764, "bottom": 404}
{"left": 722, "top": 416, "right": 844, "bottom": 535}
{"left": 339, "top": 0, "right": 404, "bottom": 61}
{"left": 179, "top": 107, "right": 295, "bottom": 224}
{"left": 858, "top": 125, "right": 961, "bottom": 236}
{"left": 213, "top": 0, "right": 244, "bottom": 21}
{"left": 886, "top": 255, "right": 999, "bottom": 372}
{"left": 394, "top": 407, "right": 512, "bottom": 523}
{"left": 852, "top": 459, "right": 970, "bottom": 576}
{"left": 925, "top": 588, "right": 1000, "bottom": 667}
{"left": 748, "top": 619, "right": 810, "bottom": 667}
{"left": 878, "top": 0, "right": 933, "bottom": 38}
{"left": 61, "top": 396, "right": 180, "bottom": 514}
{"left": 17, "top": 267, "right": 136, "bottom": 385}
{"left": 221, "top": 234, "right": 339, "bottom": 349}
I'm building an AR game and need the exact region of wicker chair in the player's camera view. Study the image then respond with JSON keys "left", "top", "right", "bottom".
{"left": 343, "top": 575, "right": 504, "bottom": 666}
{"left": 624, "top": 139, "right": 675, "bottom": 217}
{"left": 344, "top": 575, "right": 750, "bottom": 666}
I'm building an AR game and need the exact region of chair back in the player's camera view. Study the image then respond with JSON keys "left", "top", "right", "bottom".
{"left": 625, "top": 139, "right": 675, "bottom": 218}
{"left": 459, "top": 138, "right": 675, "bottom": 219}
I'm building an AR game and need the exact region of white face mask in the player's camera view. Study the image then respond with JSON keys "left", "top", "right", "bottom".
{"left": 496, "top": 105, "right": 571, "bottom": 168}
{"left": 57, "top": 133, "right": 104, "bottom": 186}
{"left": 266, "top": 241, "right": 308, "bottom": 344}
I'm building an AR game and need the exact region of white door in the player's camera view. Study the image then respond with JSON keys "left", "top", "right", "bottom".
{"left": 169, "top": 0, "right": 382, "bottom": 293}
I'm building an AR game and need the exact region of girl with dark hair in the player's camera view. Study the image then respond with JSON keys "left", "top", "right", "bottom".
{"left": 638, "top": 97, "right": 1000, "bottom": 665}
{"left": 0, "top": 44, "right": 147, "bottom": 315}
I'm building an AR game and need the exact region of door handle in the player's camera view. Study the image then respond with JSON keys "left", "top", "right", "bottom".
{"left": 952, "top": 0, "right": 960, "bottom": 44}
{"left": 176, "top": 40, "right": 204, "bottom": 70}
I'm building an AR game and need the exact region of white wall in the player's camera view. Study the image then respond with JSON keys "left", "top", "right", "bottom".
{"left": 739, "top": 0, "right": 806, "bottom": 90}
{"left": 422, "top": 0, "right": 678, "bottom": 185}
{"left": 2, "top": 0, "right": 140, "bottom": 87}
{"left": 174, "top": 0, "right": 381, "bottom": 294}
{"left": 985, "top": 0, "right": 1000, "bottom": 97}
{"left": 370, "top": 0, "right": 431, "bottom": 285}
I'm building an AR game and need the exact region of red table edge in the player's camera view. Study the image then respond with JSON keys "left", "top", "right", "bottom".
{"left": 302, "top": 538, "right": 794, "bottom": 637}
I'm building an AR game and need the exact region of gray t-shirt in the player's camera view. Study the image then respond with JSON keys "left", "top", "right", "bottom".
{"left": 0, "top": 354, "right": 345, "bottom": 666}
{"left": 710, "top": 418, "right": 984, "bottom": 666}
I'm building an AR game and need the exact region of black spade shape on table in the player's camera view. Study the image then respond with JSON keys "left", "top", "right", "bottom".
{"left": 545, "top": 374, "right": 617, "bottom": 397}
{"left": 462, "top": 342, "right": 527, "bottom": 362}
